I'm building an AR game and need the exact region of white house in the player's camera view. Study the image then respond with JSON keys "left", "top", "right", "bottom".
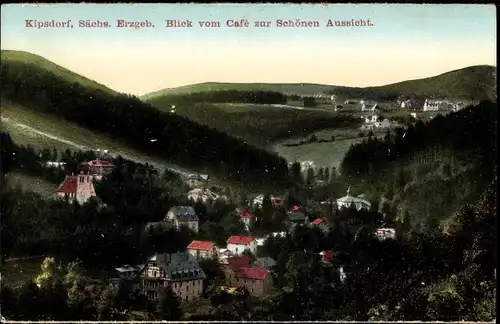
{"left": 55, "top": 171, "right": 97, "bottom": 205}
{"left": 423, "top": 99, "right": 457, "bottom": 112}
{"left": 115, "top": 265, "right": 142, "bottom": 280}
{"left": 236, "top": 208, "right": 257, "bottom": 231}
{"left": 336, "top": 188, "right": 371, "bottom": 211}
{"left": 188, "top": 188, "right": 218, "bottom": 203}
{"left": 226, "top": 236, "right": 257, "bottom": 255}
{"left": 375, "top": 228, "right": 396, "bottom": 241}
{"left": 360, "top": 100, "right": 378, "bottom": 112}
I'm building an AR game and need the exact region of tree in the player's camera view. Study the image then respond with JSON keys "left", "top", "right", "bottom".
{"left": 324, "top": 167, "right": 330, "bottom": 183}
{"left": 316, "top": 167, "right": 324, "bottom": 181}
{"left": 155, "top": 286, "right": 183, "bottom": 320}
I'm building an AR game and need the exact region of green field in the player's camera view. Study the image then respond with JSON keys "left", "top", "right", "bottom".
{"left": 4, "top": 172, "right": 58, "bottom": 198}
{"left": 1, "top": 99, "right": 191, "bottom": 175}
{"left": 1, "top": 256, "right": 46, "bottom": 288}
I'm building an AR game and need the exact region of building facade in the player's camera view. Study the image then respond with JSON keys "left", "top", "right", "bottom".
{"left": 187, "top": 240, "right": 219, "bottom": 259}
{"left": 220, "top": 256, "right": 273, "bottom": 297}
{"left": 55, "top": 172, "right": 96, "bottom": 205}
{"left": 165, "top": 206, "right": 199, "bottom": 233}
{"left": 139, "top": 252, "right": 206, "bottom": 302}
{"left": 226, "top": 236, "right": 257, "bottom": 255}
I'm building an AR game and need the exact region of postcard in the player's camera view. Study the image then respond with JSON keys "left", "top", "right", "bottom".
{"left": 0, "top": 3, "right": 496, "bottom": 322}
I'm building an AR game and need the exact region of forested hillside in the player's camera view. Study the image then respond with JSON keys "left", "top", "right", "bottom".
{"left": 340, "top": 100, "right": 496, "bottom": 231}
{"left": 0, "top": 58, "right": 291, "bottom": 188}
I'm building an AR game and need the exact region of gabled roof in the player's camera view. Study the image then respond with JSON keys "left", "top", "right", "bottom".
{"left": 254, "top": 257, "right": 277, "bottom": 268}
{"left": 237, "top": 209, "right": 256, "bottom": 219}
{"left": 86, "top": 160, "right": 114, "bottom": 167}
{"left": 235, "top": 267, "right": 269, "bottom": 280}
{"left": 141, "top": 252, "right": 206, "bottom": 281}
{"left": 225, "top": 256, "right": 270, "bottom": 280}
{"left": 227, "top": 235, "right": 254, "bottom": 245}
{"left": 320, "top": 250, "right": 334, "bottom": 263}
{"left": 55, "top": 176, "right": 78, "bottom": 194}
{"left": 186, "top": 174, "right": 206, "bottom": 181}
{"left": 187, "top": 240, "right": 217, "bottom": 251}
{"left": 288, "top": 211, "right": 306, "bottom": 221}
{"left": 169, "top": 206, "right": 198, "bottom": 221}
{"left": 311, "top": 218, "right": 325, "bottom": 225}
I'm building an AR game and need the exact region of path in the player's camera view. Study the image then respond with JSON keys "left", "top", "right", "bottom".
{"left": 1, "top": 117, "right": 191, "bottom": 177}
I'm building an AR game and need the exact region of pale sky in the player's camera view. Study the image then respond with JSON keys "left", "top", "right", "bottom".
{"left": 1, "top": 3, "right": 496, "bottom": 96}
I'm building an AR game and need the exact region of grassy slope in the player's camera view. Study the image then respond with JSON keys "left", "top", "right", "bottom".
{"left": 142, "top": 65, "right": 496, "bottom": 101}
{"left": 371, "top": 65, "right": 496, "bottom": 100}
{"left": 1, "top": 50, "right": 118, "bottom": 95}
{"left": 4, "top": 172, "right": 58, "bottom": 198}
{"left": 1, "top": 99, "right": 191, "bottom": 174}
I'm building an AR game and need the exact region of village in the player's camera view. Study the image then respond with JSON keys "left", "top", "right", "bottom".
{"left": 50, "top": 156, "right": 396, "bottom": 304}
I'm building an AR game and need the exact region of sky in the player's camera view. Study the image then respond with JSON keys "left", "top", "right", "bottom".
{"left": 1, "top": 3, "right": 497, "bottom": 95}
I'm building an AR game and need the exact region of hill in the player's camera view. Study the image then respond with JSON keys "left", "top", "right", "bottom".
{"left": 141, "top": 82, "right": 336, "bottom": 100}
{"left": 348, "top": 65, "right": 497, "bottom": 101}
{"left": 339, "top": 100, "right": 496, "bottom": 231}
{"left": 0, "top": 50, "right": 291, "bottom": 189}
{"left": 1, "top": 50, "right": 117, "bottom": 95}
{"left": 143, "top": 65, "right": 496, "bottom": 102}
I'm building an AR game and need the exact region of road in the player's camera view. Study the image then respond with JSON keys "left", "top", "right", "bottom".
{"left": 226, "top": 102, "right": 339, "bottom": 114}
{"left": 1, "top": 117, "right": 191, "bottom": 177}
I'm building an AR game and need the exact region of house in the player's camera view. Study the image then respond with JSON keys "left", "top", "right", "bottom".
{"left": 375, "top": 228, "right": 396, "bottom": 241}
{"left": 360, "top": 100, "right": 378, "bottom": 111}
{"left": 254, "top": 257, "right": 277, "bottom": 271}
{"left": 236, "top": 208, "right": 256, "bottom": 231}
{"left": 252, "top": 194, "right": 284, "bottom": 208}
{"left": 55, "top": 171, "right": 97, "bottom": 205}
{"left": 165, "top": 206, "right": 199, "bottom": 233}
{"left": 311, "top": 218, "right": 331, "bottom": 233}
{"left": 80, "top": 159, "right": 115, "bottom": 181}
{"left": 287, "top": 205, "right": 308, "bottom": 224}
{"left": 364, "top": 114, "right": 379, "bottom": 124}
{"left": 188, "top": 188, "right": 217, "bottom": 203}
{"left": 319, "top": 250, "right": 334, "bottom": 266}
{"left": 187, "top": 240, "right": 219, "bottom": 259}
{"left": 226, "top": 236, "right": 257, "bottom": 255}
{"left": 186, "top": 174, "right": 208, "bottom": 188}
{"left": 400, "top": 96, "right": 425, "bottom": 110}
{"left": 115, "top": 264, "right": 142, "bottom": 280}
{"left": 42, "top": 161, "right": 66, "bottom": 169}
{"left": 336, "top": 188, "right": 371, "bottom": 211}
{"left": 423, "top": 99, "right": 456, "bottom": 112}
{"left": 220, "top": 256, "right": 273, "bottom": 297}
{"left": 139, "top": 252, "right": 206, "bottom": 302}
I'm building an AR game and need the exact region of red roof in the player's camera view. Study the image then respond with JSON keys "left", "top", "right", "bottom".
{"left": 226, "top": 256, "right": 250, "bottom": 271}
{"left": 271, "top": 198, "right": 283, "bottom": 205}
{"left": 227, "top": 235, "right": 254, "bottom": 245}
{"left": 312, "top": 218, "right": 325, "bottom": 225}
{"left": 55, "top": 176, "right": 78, "bottom": 194}
{"left": 320, "top": 250, "right": 334, "bottom": 263}
{"left": 290, "top": 205, "right": 301, "bottom": 212}
{"left": 235, "top": 267, "right": 269, "bottom": 280}
{"left": 237, "top": 209, "right": 256, "bottom": 219}
{"left": 86, "top": 160, "right": 115, "bottom": 167}
{"left": 225, "top": 256, "right": 269, "bottom": 280}
{"left": 187, "top": 240, "right": 216, "bottom": 251}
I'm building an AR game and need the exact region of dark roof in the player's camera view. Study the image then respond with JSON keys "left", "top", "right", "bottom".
{"left": 141, "top": 252, "right": 206, "bottom": 281}
{"left": 288, "top": 211, "right": 306, "bottom": 221}
{"left": 186, "top": 174, "right": 206, "bottom": 181}
{"left": 169, "top": 206, "right": 198, "bottom": 221}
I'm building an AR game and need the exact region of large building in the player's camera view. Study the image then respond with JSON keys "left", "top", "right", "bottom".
{"left": 226, "top": 236, "right": 257, "bottom": 255}
{"left": 165, "top": 206, "right": 199, "bottom": 233}
{"left": 336, "top": 188, "right": 371, "bottom": 211}
{"left": 139, "top": 252, "right": 206, "bottom": 302}
{"left": 55, "top": 171, "right": 97, "bottom": 205}
{"left": 220, "top": 256, "right": 273, "bottom": 297}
